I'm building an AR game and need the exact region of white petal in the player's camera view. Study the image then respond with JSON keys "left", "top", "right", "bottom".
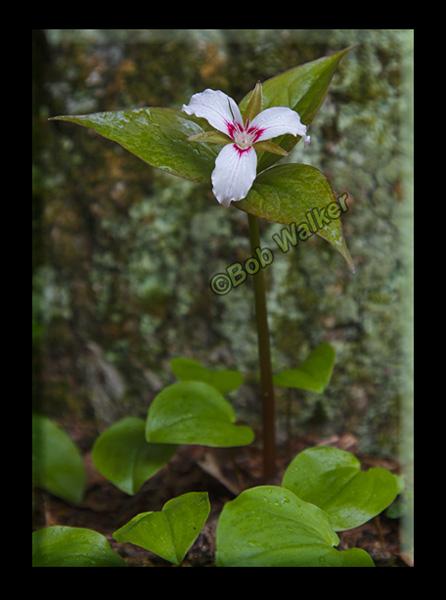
{"left": 251, "top": 106, "right": 310, "bottom": 145}
{"left": 211, "top": 144, "right": 257, "bottom": 206}
{"left": 182, "top": 89, "right": 243, "bottom": 136}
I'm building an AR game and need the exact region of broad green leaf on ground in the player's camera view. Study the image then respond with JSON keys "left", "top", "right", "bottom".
{"left": 170, "top": 357, "right": 243, "bottom": 394}
{"left": 273, "top": 343, "right": 336, "bottom": 392}
{"left": 50, "top": 108, "right": 219, "bottom": 183}
{"left": 32, "top": 414, "right": 86, "bottom": 504}
{"left": 92, "top": 417, "right": 177, "bottom": 495}
{"left": 32, "top": 526, "right": 127, "bottom": 567}
{"left": 113, "top": 492, "right": 210, "bottom": 565}
{"left": 282, "top": 446, "right": 400, "bottom": 531}
{"left": 216, "top": 485, "right": 374, "bottom": 567}
{"left": 145, "top": 381, "right": 254, "bottom": 447}
{"left": 239, "top": 47, "right": 353, "bottom": 172}
{"left": 235, "top": 164, "right": 354, "bottom": 272}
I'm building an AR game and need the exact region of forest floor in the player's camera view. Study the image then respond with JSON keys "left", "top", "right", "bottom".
{"left": 32, "top": 425, "right": 412, "bottom": 567}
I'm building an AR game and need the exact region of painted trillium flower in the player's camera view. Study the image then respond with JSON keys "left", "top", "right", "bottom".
{"left": 182, "top": 86, "right": 310, "bottom": 207}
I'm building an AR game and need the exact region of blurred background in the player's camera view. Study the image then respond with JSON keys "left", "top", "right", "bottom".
{"left": 32, "top": 29, "right": 413, "bottom": 461}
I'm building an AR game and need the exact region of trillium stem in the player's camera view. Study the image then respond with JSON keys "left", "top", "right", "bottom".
{"left": 247, "top": 213, "right": 276, "bottom": 482}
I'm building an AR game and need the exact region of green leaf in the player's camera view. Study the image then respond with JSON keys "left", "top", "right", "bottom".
{"left": 32, "top": 414, "right": 86, "bottom": 504}
{"left": 187, "top": 130, "right": 232, "bottom": 145}
{"left": 235, "top": 164, "right": 354, "bottom": 272}
{"left": 32, "top": 526, "right": 127, "bottom": 567}
{"left": 253, "top": 140, "right": 290, "bottom": 157}
{"left": 239, "top": 47, "right": 353, "bottom": 172}
{"left": 51, "top": 49, "right": 352, "bottom": 192}
{"left": 91, "top": 417, "right": 177, "bottom": 495}
{"left": 50, "top": 108, "right": 219, "bottom": 183}
{"left": 145, "top": 381, "right": 254, "bottom": 447}
{"left": 282, "top": 446, "right": 400, "bottom": 531}
{"left": 216, "top": 485, "right": 374, "bottom": 567}
{"left": 113, "top": 491, "right": 210, "bottom": 565}
{"left": 273, "top": 342, "right": 336, "bottom": 392}
{"left": 170, "top": 357, "right": 244, "bottom": 394}
{"left": 242, "top": 81, "right": 263, "bottom": 123}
